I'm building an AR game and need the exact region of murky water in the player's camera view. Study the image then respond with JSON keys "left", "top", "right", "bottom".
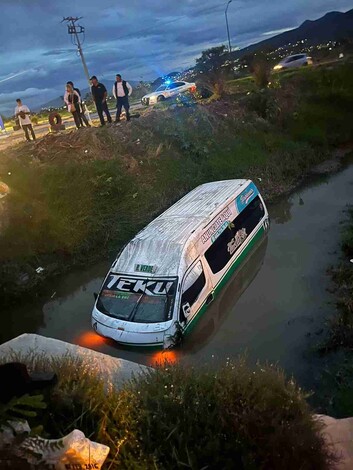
{"left": 3, "top": 158, "right": 353, "bottom": 389}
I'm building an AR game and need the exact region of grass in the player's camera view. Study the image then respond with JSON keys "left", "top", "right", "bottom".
{"left": 311, "top": 206, "right": 353, "bottom": 418}
{"left": 318, "top": 206, "right": 353, "bottom": 355}
{"left": 1, "top": 63, "right": 353, "bottom": 306}
{"left": 0, "top": 353, "right": 336, "bottom": 469}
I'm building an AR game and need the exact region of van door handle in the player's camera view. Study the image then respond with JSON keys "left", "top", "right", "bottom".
{"left": 206, "top": 293, "right": 214, "bottom": 305}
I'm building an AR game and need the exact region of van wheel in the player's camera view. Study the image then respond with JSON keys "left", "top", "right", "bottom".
{"left": 157, "top": 95, "right": 165, "bottom": 102}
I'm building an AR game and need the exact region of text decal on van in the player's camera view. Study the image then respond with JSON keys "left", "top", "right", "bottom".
{"left": 105, "top": 275, "right": 175, "bottom": 296}
{"left": 227, "top": 228, "right": 247, "bottom": 255}
{"left": 135, "top": 264, "right": 156, "bottom": 274}
{"left": 236, "top": 182, "right": 258, "bottom": 213}
{"left": 201, "top": 206, "right": 232, "bottom": 244}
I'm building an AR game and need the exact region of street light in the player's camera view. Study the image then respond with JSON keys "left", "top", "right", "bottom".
{"left": 225, "top": 0, "right": 233, "bottom": 53}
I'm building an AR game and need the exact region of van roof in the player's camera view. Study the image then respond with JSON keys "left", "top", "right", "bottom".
{"left": 113, "top": 179, "right": 249, "bottom": 277}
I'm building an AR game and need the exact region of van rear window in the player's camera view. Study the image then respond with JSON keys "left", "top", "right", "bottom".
{"left": 205, "top": 196, "right": 264, "bottom": 274}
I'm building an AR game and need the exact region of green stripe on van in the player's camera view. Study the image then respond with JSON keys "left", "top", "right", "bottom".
{"left": 184, "top": 226, "right": 266, "bottom": 337}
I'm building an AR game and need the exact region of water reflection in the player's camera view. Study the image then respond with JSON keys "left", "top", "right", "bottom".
{"left": 183, "top": 235, "right": 268, "bottom": 355}
{"left": 270, "top": 198, "right": 293, "bottom": 224}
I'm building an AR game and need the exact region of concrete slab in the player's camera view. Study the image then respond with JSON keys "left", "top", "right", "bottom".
{"left": 317, "top": 414, "right": 353, "bottom": 469}
{"left": 0, "top": 333, "right": 149, "bottom": 388}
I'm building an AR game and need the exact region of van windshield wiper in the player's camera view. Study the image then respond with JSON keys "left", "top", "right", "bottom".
{"left": 128, "top": 292, "right": 145, "bottom": 321}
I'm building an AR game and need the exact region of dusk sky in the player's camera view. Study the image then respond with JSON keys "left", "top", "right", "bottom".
{"left": 0, "top": 0, "right": 352, "bottom": 115}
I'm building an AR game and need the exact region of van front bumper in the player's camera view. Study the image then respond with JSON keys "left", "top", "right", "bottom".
{"left": 91, "top": 308, "right": 170, "bottom": 347}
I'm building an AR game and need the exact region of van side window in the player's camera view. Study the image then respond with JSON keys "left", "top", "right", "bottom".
{"left": 180, "top": 261, "right": 206, "bottom": 319}
{"left": 205, "top": 196, "right": 264, "bottom": 274}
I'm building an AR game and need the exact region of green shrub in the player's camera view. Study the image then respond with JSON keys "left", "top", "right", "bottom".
{"left": 245, "top": 89, "right": 280, "bottom": 120}
{"left": 251, "top": 59, "right": 270, "bottom": 89}
{"left": 115, "top": 361, "right": 333, "bottom": 469}
{"left": 318, "top": 207, "right": 353, "bottom": 354}
{"left": 2, "top": 355, "right": 334, "bottom": 469}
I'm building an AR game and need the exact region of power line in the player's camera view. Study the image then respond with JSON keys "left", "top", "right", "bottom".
{"left": 62, "top": 17, "right": 91, "bottom": 89}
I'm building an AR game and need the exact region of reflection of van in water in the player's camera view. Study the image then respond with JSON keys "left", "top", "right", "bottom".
{"left": 91, "top": 179, "right": 270, "bottom": 348}
{"left": 182, "top": 235, "right": 268, "bottom": 355}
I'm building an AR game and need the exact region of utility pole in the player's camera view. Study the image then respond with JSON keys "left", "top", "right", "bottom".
{"left": 225, "top": 0, "right": 233, "bottom": 53}
{"left": 62, "top": 17, "right": 91, "bottom": 89}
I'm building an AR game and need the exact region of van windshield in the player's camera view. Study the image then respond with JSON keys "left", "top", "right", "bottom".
{"left": 96, "top": 274, "right": 177, "bottom": 323}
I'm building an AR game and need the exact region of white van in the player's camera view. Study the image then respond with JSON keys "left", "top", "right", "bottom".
{"left": 91, "top": 179, "right": 269, "bottom": 348}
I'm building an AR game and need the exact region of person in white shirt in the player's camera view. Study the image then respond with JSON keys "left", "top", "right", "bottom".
{"left": 15, "top": 99, "right": 36, "bottom": 141}
{"left": 112, "top": 74, "right": 132, "bottom": 122}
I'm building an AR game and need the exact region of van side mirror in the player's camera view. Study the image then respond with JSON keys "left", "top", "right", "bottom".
{"left": 94, "top": 292, "right": 98, "bottom": 300}
{"left": 182, "top": 302, "right": 191, "bottom": 318}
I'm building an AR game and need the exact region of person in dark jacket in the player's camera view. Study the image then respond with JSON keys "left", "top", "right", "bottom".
{"left": 65, "top": 83, "right": 81, "bottom": 129}
{"left": 112, "top": 74, "right": 133, "bottom": 122}
{"left": 90, "top": 76, "right": 112, "bottom": 126}
{"left": 65, "top": 81, "right": 91, "bottom": 127}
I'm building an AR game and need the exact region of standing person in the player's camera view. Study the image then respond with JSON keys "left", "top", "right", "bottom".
{"left": 90, "top": 76, "right": 112, "bottom": 126}
{"left": 65, "top": 83, "right": 82, "bottom": 129}
{"left": 112, "top": 74, "right": 132, "bottom": 122}
{"left": 14, "top": 99, "right": 36, "bottom": 141}
{"left": 64, "top": 81, "right": 91, "bottom": 127}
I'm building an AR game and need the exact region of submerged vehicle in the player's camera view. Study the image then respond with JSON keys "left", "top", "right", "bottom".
{"left": 91, "top": 179, "right": 270, "bottom": 348}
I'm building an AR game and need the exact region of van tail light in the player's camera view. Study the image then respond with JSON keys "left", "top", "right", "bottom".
{"left": 190, "top": 85, "right": 197, "bottom": 93}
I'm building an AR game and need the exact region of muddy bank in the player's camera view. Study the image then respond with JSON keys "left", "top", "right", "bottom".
{"left": 1, "top": 64, "right": 353, "bottom": 306}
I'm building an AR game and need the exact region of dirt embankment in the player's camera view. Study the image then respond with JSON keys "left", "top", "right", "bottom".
{"left": 1, "top": 63, "right": 353, "bottom": 305}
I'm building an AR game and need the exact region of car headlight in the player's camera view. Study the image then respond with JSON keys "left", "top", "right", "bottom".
{"left": 273, "top": 64, "right": 283, "bottom": 71}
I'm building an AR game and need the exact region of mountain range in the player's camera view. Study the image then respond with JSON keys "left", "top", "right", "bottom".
{"left": 239, "top": 8, "right": 353, "bottom": 55}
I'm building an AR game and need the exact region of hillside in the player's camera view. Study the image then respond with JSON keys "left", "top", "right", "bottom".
{"left": 240, "top": 9, "right": 353, "bottom": 55}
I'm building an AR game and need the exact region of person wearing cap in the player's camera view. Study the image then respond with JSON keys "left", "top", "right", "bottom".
{"left": 90, "top": 76, "right": 112, "bottom": 126}
{"left": 64, "top": 81, "right": 91, "bottom": 127}
{"left": 14, "top": 99, "right": 36, "bottom": 141}
{"left": 112, "top": 74, "right": 133, "bottom": 122}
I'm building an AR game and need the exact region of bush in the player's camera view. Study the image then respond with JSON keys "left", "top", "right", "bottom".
{"left": 2, "top": 355, "right": 334, "bottom": 469}
{"left": 318, "top": 207, "right": 353, "bottom": 354}
{"left": 245, "top": 89, "right": 280, "bottom": 120}
{"left": 252, "top": 59, "right": 270, "bottom": 89}
{"left": 116, "top": 361, "right": 333, "bottom": 469}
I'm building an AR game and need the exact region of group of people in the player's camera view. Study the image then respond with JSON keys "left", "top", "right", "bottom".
{"left": 90, "top": 74, "right": 133, "bottom": 126}
{"left": 14, "top": 73, "right": 133, "bottom": 141}
{"left": 65, "top": 74, "right": 133, "bottom": 128}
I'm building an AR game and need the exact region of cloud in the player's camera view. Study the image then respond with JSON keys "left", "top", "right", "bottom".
{"left": 0, "top": 71, "right": 30, "bottom": 84}
{"left": 42, "top": 48, "right": 76, "bottom": 56}
{"left": 0, "top": 88, "right": 52, "bottom": 105}
{"left": 262, "top": 27, "right": 296, "bottom": 36}
{"left": 0, "top": 0, "right": 352, "bottom": 115}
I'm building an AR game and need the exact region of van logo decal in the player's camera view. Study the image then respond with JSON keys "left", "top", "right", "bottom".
{"left": 236, "top": 183, "right": 258, "bottom": 213}
{"left": 201, "top": 207, "right": 232, "bottom": 244}
{"left": 105, "top": 275, "right": 174, "bottom": 296}
{"left": 227, "top": 228, "right": 247, "bottom": 255}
